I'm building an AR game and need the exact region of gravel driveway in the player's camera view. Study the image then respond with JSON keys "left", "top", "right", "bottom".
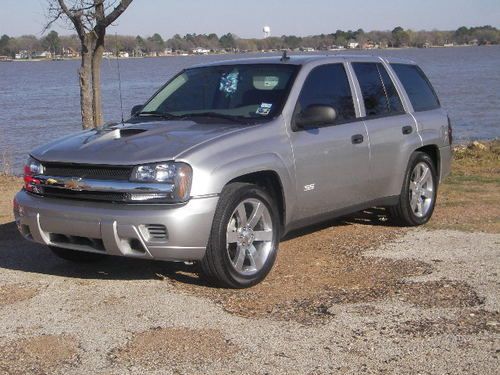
{"left": 0, "top": 217, "right": 498, "bottom": 374}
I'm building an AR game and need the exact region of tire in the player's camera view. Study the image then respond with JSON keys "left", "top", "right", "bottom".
{"left": 49, "top": 246, "right": 107, "bottom": 262}
{"left": 389, "top": 151, "right": 438, "bottom": 226}
{"left": 201, "top": 182, "right": 280, "bottom": 288}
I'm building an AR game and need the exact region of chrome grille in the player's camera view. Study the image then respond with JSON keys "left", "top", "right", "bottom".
{"left": 41, "top": 187, "right": 129, "bottom": 202}
{"left": 43, "top": 163, "right": 132, "bottom": 180}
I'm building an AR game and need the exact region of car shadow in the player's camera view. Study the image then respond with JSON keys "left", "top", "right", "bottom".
{"left": 0, "top": 207, "right": 398, "bottom": 283}
{"left": 283, "top": 206, "right": 397, "bottom": 240}
{"left": 0, "top": 221, "right": 205, "bottom": 284}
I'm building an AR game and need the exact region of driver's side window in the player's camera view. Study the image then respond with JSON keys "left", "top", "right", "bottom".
{"left": 295, "top": 64, "right": 356, "bottom": 126}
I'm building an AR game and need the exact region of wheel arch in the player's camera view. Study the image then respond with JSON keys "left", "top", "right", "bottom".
{"left": 415, "top": 144, "right": 440, "bottom": 179}
{"left": 227, "top": 170, "right": 286, "bottom": 235}
{"left": 203, "top": 153, "right": 295, "bottom": 233}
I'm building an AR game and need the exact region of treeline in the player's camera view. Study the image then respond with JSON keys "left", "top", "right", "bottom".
{"left": 1, "top": 25, "right": 499, "bottom": 57}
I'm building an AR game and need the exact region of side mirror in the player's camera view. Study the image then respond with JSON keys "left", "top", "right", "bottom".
{"left": 131, "top": 104, "right": 144, "bottom": 116}
{"left": 294, "top": 105, "right": 337, "bottom": 129}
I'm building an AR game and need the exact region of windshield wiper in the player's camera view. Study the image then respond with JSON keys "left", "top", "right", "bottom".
{"left": 180, "top": 112, "right": 252, "bottom": 124}
{"left": 136, "top": 111, "right": 181, "bottom": 120}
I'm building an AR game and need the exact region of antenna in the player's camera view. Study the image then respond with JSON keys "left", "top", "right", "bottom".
{"left": 280, "top": 50, "right": 290, "bottom": 62}
{"left": 115, "top": 33, "right": 125, "bottom": 124}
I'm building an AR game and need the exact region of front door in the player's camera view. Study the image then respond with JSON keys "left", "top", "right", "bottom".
{"left": 289, "top": 63, "right": 370, "bottom": 221}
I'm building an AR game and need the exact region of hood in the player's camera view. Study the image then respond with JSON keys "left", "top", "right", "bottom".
{"left": 31, "top": 120, "right": 245, "bottom": 165}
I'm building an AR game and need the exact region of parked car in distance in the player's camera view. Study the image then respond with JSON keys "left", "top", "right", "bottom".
{"left": 14, "top": 54, "right": 452, "bottom": 288}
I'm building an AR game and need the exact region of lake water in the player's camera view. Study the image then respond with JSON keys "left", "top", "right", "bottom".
{"left": 1, "top": 46, "right": 499, "bottom": 171}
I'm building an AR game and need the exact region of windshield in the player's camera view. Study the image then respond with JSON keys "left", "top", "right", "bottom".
{"left": 140, "top": 64, "right": 299, "bottom": 121}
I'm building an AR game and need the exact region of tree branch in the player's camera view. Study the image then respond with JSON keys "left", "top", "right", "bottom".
{"left": 104, "top": 0, "right": 133, "bottom": 27}
{"left": 56, "top": 0, "right": 86, "bottom": 40}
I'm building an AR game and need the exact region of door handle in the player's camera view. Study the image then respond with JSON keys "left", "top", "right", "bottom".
{"left": 351, "top": 134, "right": 364, "bottom": 144}
{"left": 402, "top": 126, "right": 413, "bottom": 135}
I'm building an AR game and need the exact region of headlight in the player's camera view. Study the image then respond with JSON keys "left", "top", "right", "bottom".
{"left": 24, "top": 156, "right": 44, "bottom": 176}
{"left": 130, "top": 162, "right": 192, "bottom": 202}
{"left": 23, "top": 156, "right": 44, "bottom": 193}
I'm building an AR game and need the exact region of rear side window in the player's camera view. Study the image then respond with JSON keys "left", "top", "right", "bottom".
{"left": 297, "top": 64, "right": 356, "bottom": 124}
{"left": 352, "top": 62, "right": 404, "bottom": 118}
{"left": 391, "top": 63, "right": 440, "bottom": 112}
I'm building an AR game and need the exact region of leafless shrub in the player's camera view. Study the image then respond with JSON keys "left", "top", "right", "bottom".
{"left": 0, "top": 149, "right": 13, "bottom": 176}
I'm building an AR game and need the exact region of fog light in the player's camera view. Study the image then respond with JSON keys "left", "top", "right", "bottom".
{"left": 128, "top": 193, "right": 170, "bottom": 201}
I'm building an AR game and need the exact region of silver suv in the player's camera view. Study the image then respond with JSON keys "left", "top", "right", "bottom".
{"left": 14, "top": 55, "right": 452, "bottom": 288}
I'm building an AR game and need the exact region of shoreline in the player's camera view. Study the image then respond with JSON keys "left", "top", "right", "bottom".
{"left": 4, "top": 44, "right": 497, "bottom": 63}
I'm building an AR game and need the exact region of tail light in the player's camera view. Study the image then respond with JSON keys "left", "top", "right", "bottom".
{"left": 447, "top": 115, "right": 453, "bottom": 145}
{"left": 23, "top": 157, "right": 44, "bottom": 193}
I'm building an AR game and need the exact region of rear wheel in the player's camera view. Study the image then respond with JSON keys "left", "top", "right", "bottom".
{"left": 389, "top": 151, "right": 438, "bottom": 226}
{"left": 49, "top": 246, "right": 107, "bottom": 262}
{"left": 201, "top": 183, "right": 280, "bottom": 288}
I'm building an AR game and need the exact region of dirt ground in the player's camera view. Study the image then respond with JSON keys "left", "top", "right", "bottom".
{"left": 0, "top": 142, "right": 498, "bottom": 374}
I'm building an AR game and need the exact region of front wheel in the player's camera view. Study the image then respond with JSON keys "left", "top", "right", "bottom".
{"left": 201, "top": 183, "right": 280, "bottom": 288}
{"left": 389, "top": 151, "right": 438, "bottom": 226}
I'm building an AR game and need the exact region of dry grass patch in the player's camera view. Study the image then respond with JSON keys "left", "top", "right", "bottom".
{"left": 0, "top": 334, "right": 80, "bottom": 375}
{"left": 430, "top": 140, "right": 500, "bottom": 233}
{"left": 111, "top": 327, "right": 237, "bottom": 369}
{"left": 0, "top": 175, "right": 22, "bottom": 224}
{"left": 0, "top": 283, "right": 39, "bottom": 306}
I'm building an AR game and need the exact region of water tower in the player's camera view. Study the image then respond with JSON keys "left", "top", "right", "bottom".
{"left": 263, "top": 26, "right": 271, "bottom": 38}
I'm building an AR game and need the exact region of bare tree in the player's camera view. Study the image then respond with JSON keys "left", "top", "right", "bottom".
{"left": 46, "top": 1, "right": 133, "bottom": 129}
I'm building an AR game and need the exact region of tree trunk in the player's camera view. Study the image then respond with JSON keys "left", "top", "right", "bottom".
{"left": 91, "top": 37, "right": 105, "bottom": 128}
{"left": 79, "top": 35, "right": 95, "bottom": 129}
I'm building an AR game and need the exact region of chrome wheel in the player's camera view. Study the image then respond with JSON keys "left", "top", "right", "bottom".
{"left": 409, "top": 162, "right": 434, "bottom": 218}
{"left": 226, "top": 198, "right": 273, "bottom": 276}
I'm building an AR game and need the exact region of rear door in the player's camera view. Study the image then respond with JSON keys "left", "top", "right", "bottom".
{"left": 350, "top": 61, "right": 419, "bottom": 200}
{"left": 390, "top": 63, "right": 449, "bottom": 148}
{"left": 289, "top": 63, "right": 370, "bottom": 220}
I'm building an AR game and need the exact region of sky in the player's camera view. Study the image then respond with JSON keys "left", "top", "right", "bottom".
{"left": 1, "top": 0, "right": 500, "bottom": 38}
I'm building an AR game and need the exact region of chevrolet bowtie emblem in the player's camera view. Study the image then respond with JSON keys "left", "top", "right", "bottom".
{"left": 46, "top": 178, "right": 58, "bottom": 185}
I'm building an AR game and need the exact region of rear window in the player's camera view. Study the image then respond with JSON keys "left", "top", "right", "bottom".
{"left": 391, "top": 63, "right": 440, "bottom": 112}
{"left": 352, "top": 62, "right": 405, "bottom": 118}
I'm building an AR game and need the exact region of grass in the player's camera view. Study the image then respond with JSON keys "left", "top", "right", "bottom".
{"left": 429, "top": 140, "right": 500, "bottom": 233}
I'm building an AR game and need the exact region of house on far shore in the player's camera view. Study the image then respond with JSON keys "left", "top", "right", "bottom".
{"left": 192, "top": 47, "right": 210, "bottom": 55}
{"left": 347, "top": 41, "right": 359, "bottom": 49}
{"left": 15, "top": 50, "right": 30, "bottom": 59}
{"left": 15, "top": 50, "right": 51, "bottom": 59}
{"left": 33, "top": 51, "right": 52, "bottom": 59}
{"left": 62, "top": 47, "right": 79, "bottom": 58}
{"left": 362, "top": 40, "right": 378, "bottom": 49}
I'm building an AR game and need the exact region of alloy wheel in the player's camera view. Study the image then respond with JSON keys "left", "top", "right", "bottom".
{"left": 226, "top": 198, "right": 274, "bottom": 275}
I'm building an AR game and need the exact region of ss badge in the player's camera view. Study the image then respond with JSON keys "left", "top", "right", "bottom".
{"left": 304, "top": 184, "right": 315, "bottom": 192}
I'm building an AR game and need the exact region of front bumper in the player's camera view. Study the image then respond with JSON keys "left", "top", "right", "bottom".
{"left": 13, "top": 190, "right": 218, "bottom": 261}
